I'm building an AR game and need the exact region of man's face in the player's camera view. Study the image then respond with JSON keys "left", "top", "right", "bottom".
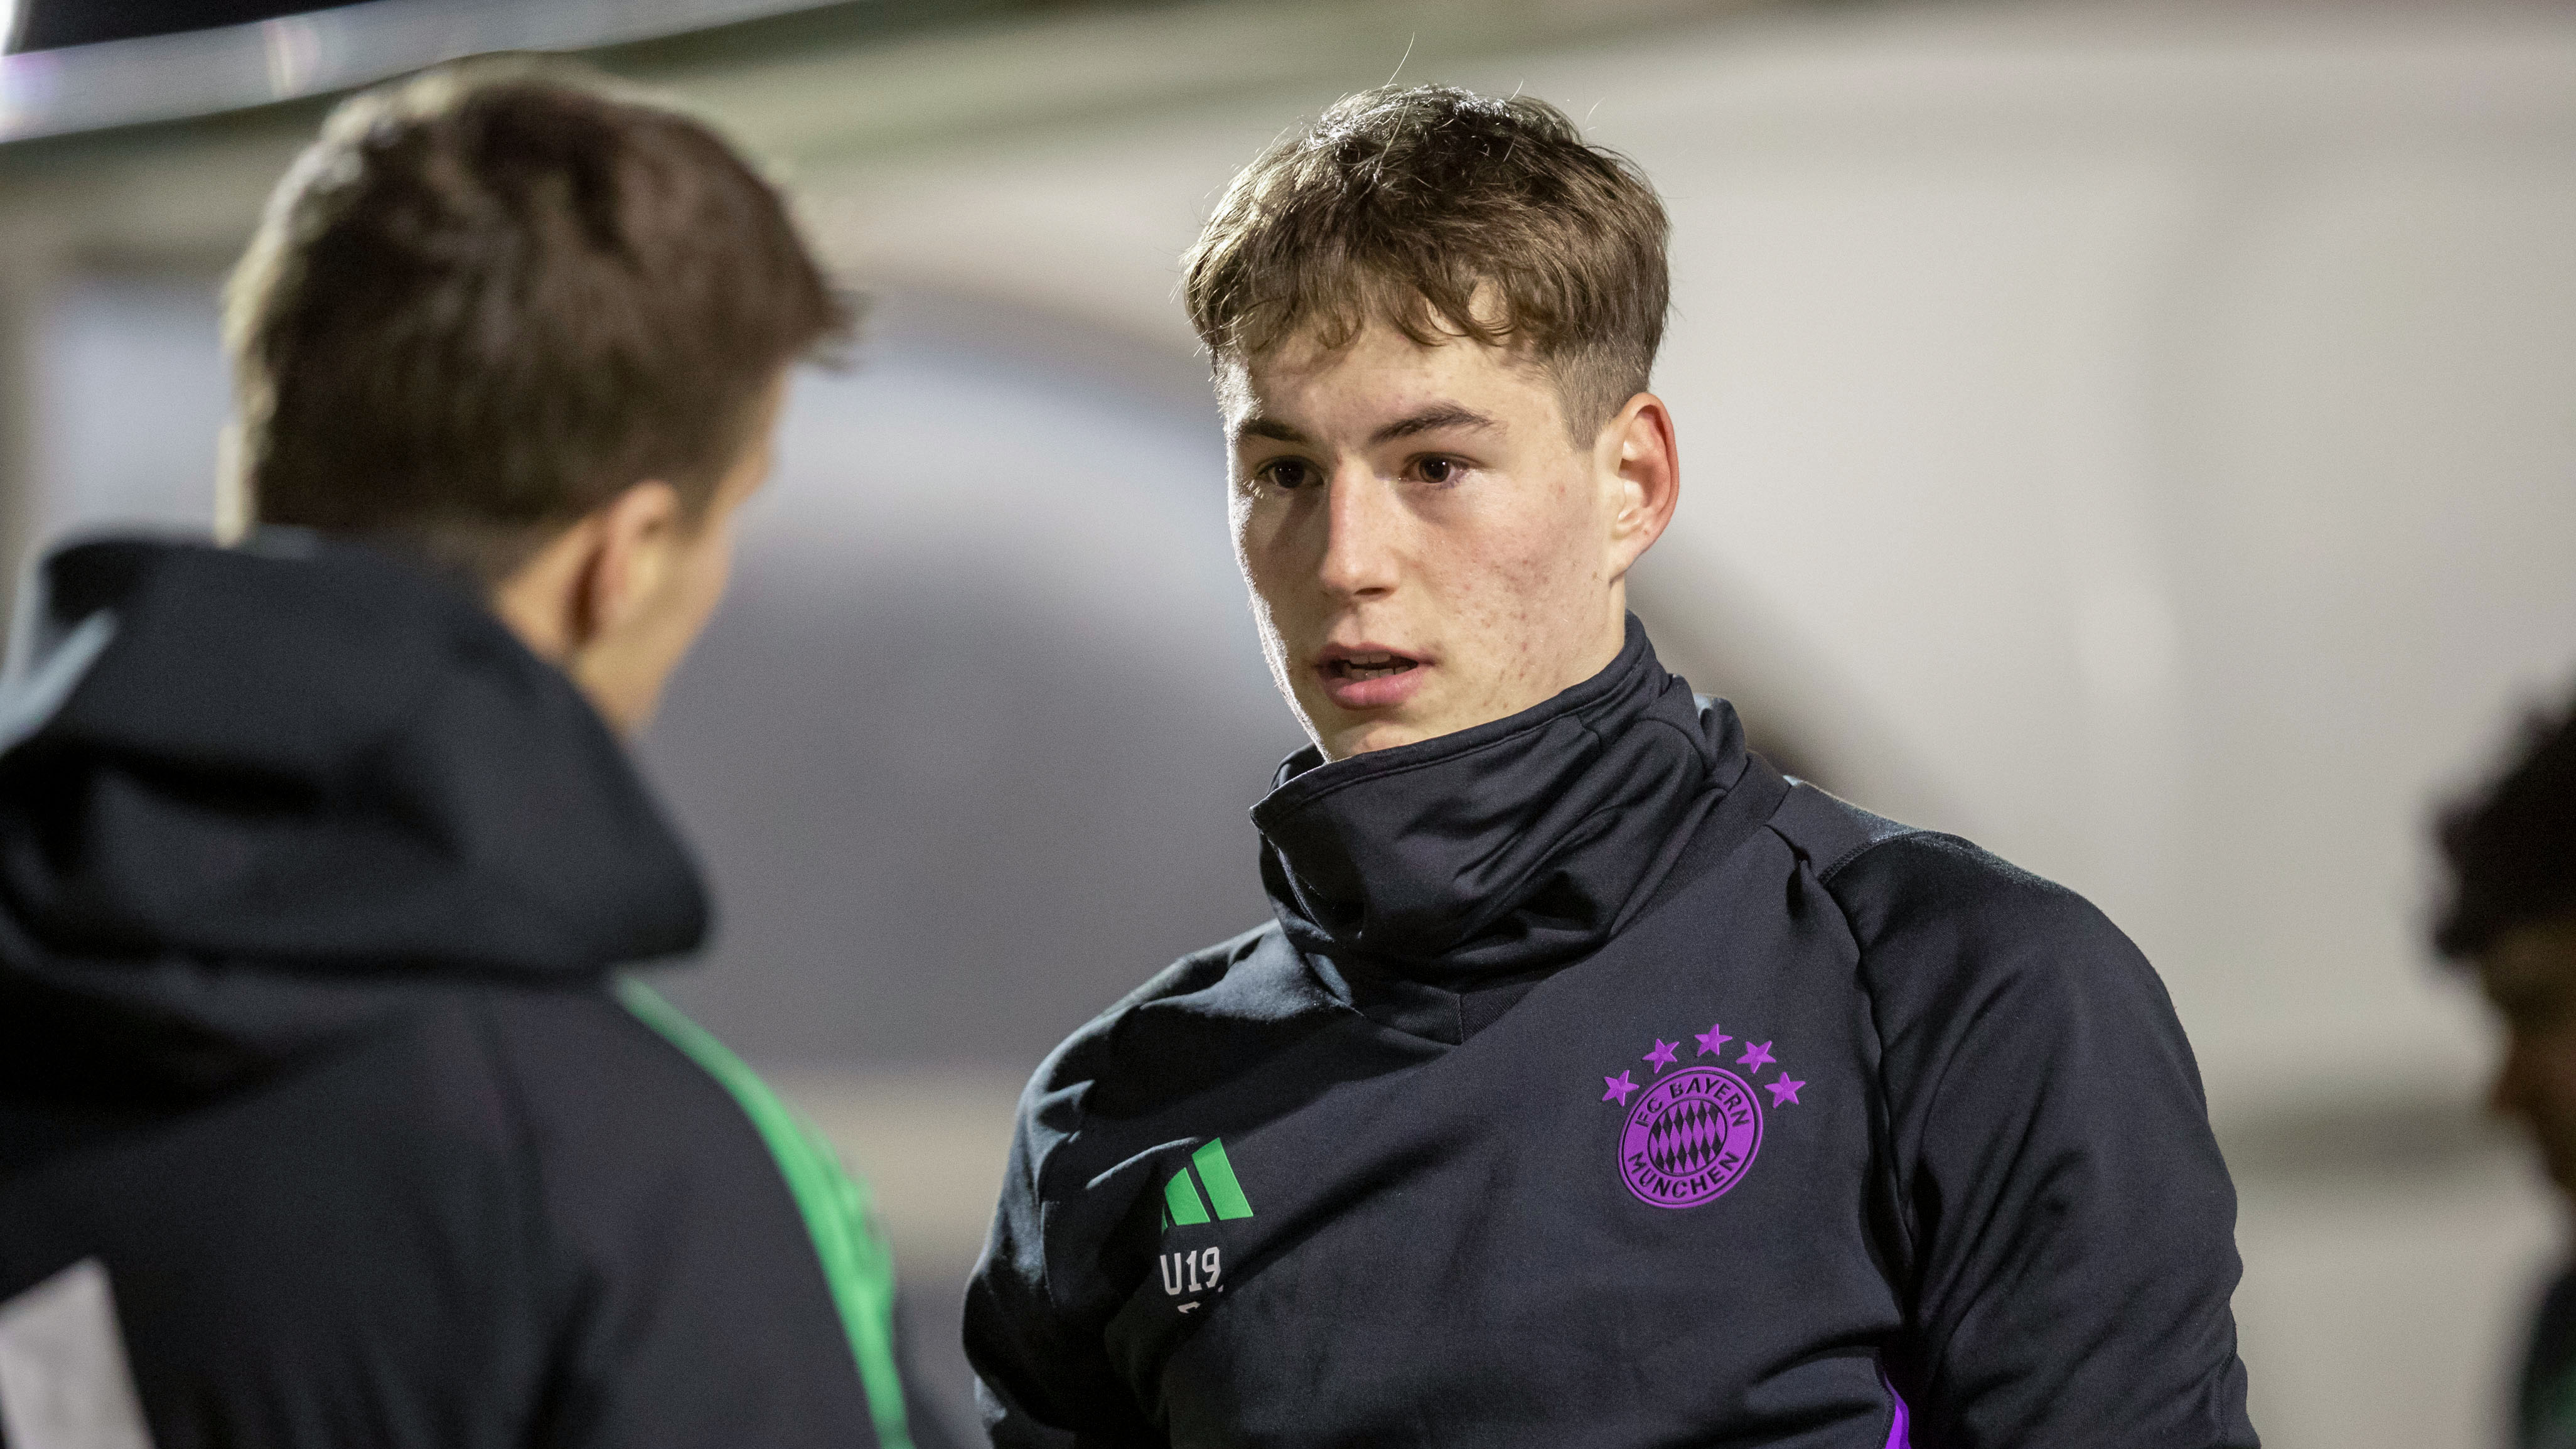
{"left": 1225, "top": 322, "right": 1672, "bottom": 760}
{"left": 2481, "top": 917, "right": 2576, "bottom": 1199}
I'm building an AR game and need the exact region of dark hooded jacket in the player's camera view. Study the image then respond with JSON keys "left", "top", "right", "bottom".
{"left": 965, "top": 617, "right": 2257, "bottom": 1448}
{"left": 0, "top": 535, "right": 942, "bottom": 1449}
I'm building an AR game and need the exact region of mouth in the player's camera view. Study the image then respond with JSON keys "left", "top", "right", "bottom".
{"left": 1313, "top": 645, "right": 1429, "bottom": 711}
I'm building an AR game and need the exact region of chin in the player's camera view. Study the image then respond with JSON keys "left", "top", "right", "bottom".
{"left": 1338, "top": 726, "right": 1427, "bottom": 758}
{"left": 1309, "top": 711, "right": 1434, "bottom": 761}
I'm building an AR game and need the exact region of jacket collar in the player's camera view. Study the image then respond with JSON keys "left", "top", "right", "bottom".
{"left": 1251, "top": 616, "right": 1741, "bottom": 983}
{"left": 0, "top": 532, "right": 707, "bottom": 979}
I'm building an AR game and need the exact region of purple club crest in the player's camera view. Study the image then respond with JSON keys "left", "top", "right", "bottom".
{"left": 1618, "top": 1065, "right": 1764, "bottom": 1208}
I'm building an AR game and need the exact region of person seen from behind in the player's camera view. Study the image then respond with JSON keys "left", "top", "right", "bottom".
{"left": 2440, "top": 689, "right": 2576, "bottom": 1449}
{"left": 0, "top": 60, "right": 948, "bottom": 1449}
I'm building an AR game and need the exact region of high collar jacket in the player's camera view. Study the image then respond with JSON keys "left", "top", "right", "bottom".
{"left": 966, "top": 618, "right": 2257, "bottom": 1449}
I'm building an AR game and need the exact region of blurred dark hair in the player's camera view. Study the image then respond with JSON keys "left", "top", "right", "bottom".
{"left": 2435, "top": 686, "right": 2576, "bottom": 959}
{"left": 225, "top": 57, "right": 852, "bottom": 584}
{"left": 1181, "top": 84, "right": 1668, "bottom": 442}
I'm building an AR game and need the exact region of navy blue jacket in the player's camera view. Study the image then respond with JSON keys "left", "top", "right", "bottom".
{"left": 965, "top": 618, "right": 2256, "bottom": 1447}
{"left": 0, "top": 536, "right": 947, "bottom": 1449}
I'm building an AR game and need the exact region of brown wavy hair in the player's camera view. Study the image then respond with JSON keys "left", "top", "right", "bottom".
{"left": 1182, "top": 85, "right": 1669, "bottom": 441}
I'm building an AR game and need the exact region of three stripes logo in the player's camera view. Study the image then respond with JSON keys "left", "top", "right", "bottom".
{"left": 1156, "top": 1139, "right": 1252, "bottom": 1314}
{"left": 1159, "top": 1138, "right": 1255, "bottom": 1229}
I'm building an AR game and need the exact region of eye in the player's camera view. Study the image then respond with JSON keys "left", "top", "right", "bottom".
{"left": 1415, "top": 456, "right": 1463, "bottom": 485}
{"left": 1255, "top": 458, "right": 1320, "bottom": 491}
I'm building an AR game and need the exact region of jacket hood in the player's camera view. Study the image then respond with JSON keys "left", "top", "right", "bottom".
{"left": 0, "top": 532, "right": 707, "bottom": 1091}
{"left": 1252, "top": 615, "right": 1746, "bottom": 982}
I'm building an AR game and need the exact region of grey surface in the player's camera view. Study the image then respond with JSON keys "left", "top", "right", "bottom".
{"left": 635, "top": 288, "right": 1303, "bottom": 1073}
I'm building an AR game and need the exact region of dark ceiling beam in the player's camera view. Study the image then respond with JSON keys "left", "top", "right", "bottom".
{"left": 0, "top": 0, "right": 965, "bottom": 143}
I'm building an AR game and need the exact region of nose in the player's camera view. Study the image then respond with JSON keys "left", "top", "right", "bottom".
{"left": 1314, "top": 466, "right": 1400, "bottom": 601}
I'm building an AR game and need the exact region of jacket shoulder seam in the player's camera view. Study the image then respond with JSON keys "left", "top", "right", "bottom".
{"left": 1767, "top": 781, "right": 1924, "bottom": 885}
{"left": 1784, "top": 813, "right": 1932, "bottom": 1284}
{"left": 1817, "top": 831, "right": 1913, "bottom": 886}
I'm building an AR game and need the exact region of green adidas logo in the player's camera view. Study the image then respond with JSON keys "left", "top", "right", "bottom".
{"left": 1159, "top": 1138, "right": 1254, "bottom": 1230}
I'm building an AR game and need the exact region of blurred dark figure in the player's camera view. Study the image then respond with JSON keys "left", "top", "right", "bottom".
{"left": 0, "top": 60, "right": 950, "bottom": 1449}
{"left": 2440, "top": 689, "right": 2576, "bottom": 1449}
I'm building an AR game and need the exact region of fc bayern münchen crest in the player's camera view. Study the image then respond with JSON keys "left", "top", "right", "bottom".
{"left": 1618, "top": 1066, "right": 1763, "bottom": 1208}
{"left": 1599, "top": 1021, "right": 1803, "bottom": 1209}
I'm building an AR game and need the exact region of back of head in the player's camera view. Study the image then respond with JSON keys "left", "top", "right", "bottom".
{"left": 225, "top": 58, "right": 849, "bottom": 584}
{"left": 2438, "top": 690, "right": 2576, "bottom": 959}
{"left": 1182, "top": 83, "right": 1669, "bottom": 441}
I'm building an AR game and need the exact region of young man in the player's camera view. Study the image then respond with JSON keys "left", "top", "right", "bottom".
{"left": 0, "top": 65, "right": 945, "bottom": 1449}
{"left": 2438, "top": 694, "right": 2576, "bottom": 1449}
{"left": 965, "top": 86, "right": 2256, "bottom": 1447}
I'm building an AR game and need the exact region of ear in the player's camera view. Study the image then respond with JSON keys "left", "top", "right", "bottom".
{"left": 1597, "top": 392, "right": 1679, "bottom": 578}
{"left": 572, "top": 480, "right": 687, "bottom": 645}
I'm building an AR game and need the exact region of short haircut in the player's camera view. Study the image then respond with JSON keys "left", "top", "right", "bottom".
{"left": 1182, "top": 84, "right": 1670, "bottom": 443}
{"left": 2435, "top": 686, "right": 2576, "bottom": 959}
{"left": 224, "top": 58, "right": 851, "bottom": 585}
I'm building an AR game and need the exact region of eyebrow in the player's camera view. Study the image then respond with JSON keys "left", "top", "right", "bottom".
{"left": 1235, "top": 416, "right": 1311, "bottom": 444}
{"left": 1370, "top": 405, "right": 1502, "bottom": 444}
{"left": 1230, "top": 405, "right": 1503, "bottom": 448}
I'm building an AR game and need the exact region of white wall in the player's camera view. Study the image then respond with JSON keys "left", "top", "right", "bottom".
{"left": 27, "top": 273, "right": 224, "bottom": 549}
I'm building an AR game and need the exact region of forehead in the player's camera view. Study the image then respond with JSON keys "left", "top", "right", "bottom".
{"left": 1219, "top": 323, "right": 1559, "bottom": 435}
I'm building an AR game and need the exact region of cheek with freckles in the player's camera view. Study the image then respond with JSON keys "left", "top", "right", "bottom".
{"left": 1443, "top": 472, "right": 1604, "bottom": 709}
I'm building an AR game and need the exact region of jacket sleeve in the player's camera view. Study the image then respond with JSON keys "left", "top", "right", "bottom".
{"left": 493, "top": 991, "right": 938, "bottom": 1449}
{"left": 963, "top": 1074, "right": 1164, "bottom": 1448}
{"left": 1836, "top": 834, "right": 2258, "bottom": 1448}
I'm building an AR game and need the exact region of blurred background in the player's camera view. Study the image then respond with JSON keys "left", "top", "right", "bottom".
{"left": 4, "top": 0, "right": 2573, "bottom": 1441}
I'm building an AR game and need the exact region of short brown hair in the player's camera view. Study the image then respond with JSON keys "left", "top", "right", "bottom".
{"left": 224, "top": 58, "right": 851, "bottom": 584}
{"left": 1182, "top": 85, "right": 1668, "bottom": 441}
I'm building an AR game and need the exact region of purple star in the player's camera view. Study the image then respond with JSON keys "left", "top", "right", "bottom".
{"left": 1737, "top": 1040, "right": 1776, "bottom": 1072}
{"left": 1644, "top": 1038, "right": 1680, "bottom": 1074}
{"left": 1602, "top": 1070, "right": 1639, "bottom": 1106}
{"left": 1766, "top": 1075, "right": 1806, "bottom": 1107}
{"left": 1694, "top": 1022, "right": 1732, "bottom": 1057}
